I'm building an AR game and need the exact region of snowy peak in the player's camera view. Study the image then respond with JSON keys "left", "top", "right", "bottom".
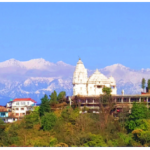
{"left": 21, "top": 58, "right": 56, "bottom": 70}
{"left": 56, "top": 61, "right": 74, "bottom": 68}
{"left": 0, "top": 58, "right": 74, "bottom": 70}
{"left": 57, "top": 61, "right": 68, "bottom": 66}
{"left": 1, "top": 58, "right": 150, "bottom": 105}
{"left": 23, "top": 77, "right": 57, "bottom": 86}
{"left": 0, "top": 58, "right": 24, "bottom": 68}
{"left": 103, "top": 63, "right": 130, "bottom": 72}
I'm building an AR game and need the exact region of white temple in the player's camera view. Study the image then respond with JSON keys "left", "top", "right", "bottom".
{"left": 73, "top": 59, "right": 117, "bottom": 96}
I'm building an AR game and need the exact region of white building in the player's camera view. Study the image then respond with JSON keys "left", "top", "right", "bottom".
{"left": 73, "top": 59, "right": 117, "bottom": 96}
{"left": 6, "top": 98, "right": 37, "bottom": 117}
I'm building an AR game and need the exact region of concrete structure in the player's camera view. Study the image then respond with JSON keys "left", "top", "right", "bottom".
{"left": 6, "top": 98, "right": 37, "bottom": 118}
{"left": 67, "top": 94, "right": 150, "bottom": 115}
{"left": 0, "top": 106, "right": 17, "bottom": 123}
{"left": 73, "top": 59, "right": 117, "bottom": 96}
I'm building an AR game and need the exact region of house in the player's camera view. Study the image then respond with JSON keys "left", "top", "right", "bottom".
{"left": 6, "top": 98, "right": 37, "bottom": 118}
{"left": 0, "top": 106, "right": 17, "bottom": 123}
{"left": 6, "top": 101, "right": 13, "bottom": 112}
{"left": 11, "top": 98, "right": 37, "bottom": 117}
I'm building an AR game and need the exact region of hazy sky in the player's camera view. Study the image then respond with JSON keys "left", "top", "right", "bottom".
{"left": 0, "top": 3, "right": 150, "bottom": 70}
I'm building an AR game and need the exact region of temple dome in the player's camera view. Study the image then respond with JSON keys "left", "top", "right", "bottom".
{"left": 88, "top": 69, "right": 108, "bottom": 83}
{"left": 108, "top": 76, "right": 115, "bottom": 81}
{"left": 108, "top": 76, "right": 116, "bottom": 85}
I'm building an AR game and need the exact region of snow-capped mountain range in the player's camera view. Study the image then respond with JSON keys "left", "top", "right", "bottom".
{"left": 0, "top": 58, "right": 149, "bottom": 105}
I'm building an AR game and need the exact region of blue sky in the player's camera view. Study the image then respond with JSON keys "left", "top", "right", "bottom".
{"left": 0, "top": 3, "right": 150, "bottom": 70}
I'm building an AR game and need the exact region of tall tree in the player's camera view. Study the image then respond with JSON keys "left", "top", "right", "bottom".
{"left": 50, "top": 90, "right": 58, "bottom": 105}
{"left": 148, "top": 79, "right": 150, "bottom": 90}
{"left": 141, "top": 78, "right": 146, "bottom": 92}
{"left": 41, "top": 112, "right": 57, "bottom": 131}
{"left": 57, "top": 91, "right": 66, "bottom": 103}
{"left": 39, "top": 94, "right": 50, "bottom": 116}
{"left": 99, "top": 88, "right": 115, "bottom": 129}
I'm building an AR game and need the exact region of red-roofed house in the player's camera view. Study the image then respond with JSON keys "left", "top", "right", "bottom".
{"left": 6, "top": 98, "right": 37, "bottom": 118}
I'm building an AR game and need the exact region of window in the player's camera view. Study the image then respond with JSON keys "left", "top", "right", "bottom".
{"left": 1, "top": 112, "right": 5, "bottom": 117}
{"left": 97, "top": 86, "right": 102, "bottom": 88}
{"left": 16, "top": 102, "right": 19, "bottom": 105}
{"left": 16, "top": 108, "right": 19, "bottom": 110}
{"left": 21, "top": 102, "right": 25, "bottom": 105}
{"left": 21, "top": 108, "right": 24, "bottom": 110}
{"left": 16, "top": 113, "right": 19, "bottom": 116}
{"left": 13, "top": 118, "right": 15, "bottom": 121}
{"left": 117, "top": 98, "right": 121, "bottom": 102}
{"left": 27, "top": 102, "right": 29, "bottom": 105}
{"left": 111, "top": 86, "right": 115, "bottom": 89}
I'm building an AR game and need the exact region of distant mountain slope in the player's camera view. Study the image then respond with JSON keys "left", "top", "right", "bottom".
{"left": 0, "top": 58, "right": 149, "bottom": 105}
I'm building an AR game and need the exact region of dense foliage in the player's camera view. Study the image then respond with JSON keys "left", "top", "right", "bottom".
{"left": 39, "top": 94, "right": 51, "bottom": 116}
{"left": 141, "top": 78, "right": 146, "bottom": 92}
{"left": 1, "top": 91, "right": 150, "bottom": 147}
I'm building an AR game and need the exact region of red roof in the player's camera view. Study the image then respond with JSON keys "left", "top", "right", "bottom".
{"left": 13, "top": 98, "right": 37, "bottom": 103}
{"left": 141, "top": 92, "right": 146, "bottom": 94}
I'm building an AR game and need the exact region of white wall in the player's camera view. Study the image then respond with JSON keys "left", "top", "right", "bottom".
{"left": 12, "top": 101, "right": 34, "bottom": 107}
{"left": 73, "top": 84, "right": 87, "bottom": 95}
{"left": 12, "top": 101, "right": 35, "bottom": 116}
{"left": 4, "top": 118, "right": 16, "bottom": 123}
{"left": 6, "top": 102, "right": 12, "bottom": 107}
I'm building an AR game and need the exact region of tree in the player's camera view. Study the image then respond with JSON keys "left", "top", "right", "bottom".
{"left": 41, "top": 112, "right": 57, "bottom": 131}
{"left": 126, "top": 103, "right": 150, "bottom": 131}
{"left": 0, "top": 118, "right": 5, "bottom": 133}
{"left": 132, "top": 119, "right": 150, "bottom": 146}
{"left": 118, "top": 107, "right": 129, "bottom": 131}
{"left": 142, "top": 78, "right": 146, "bottom": 92}
{"left": 61, "top": 107, "right": 79, "bottom": 124}
{"left": 83, "top": 133, "right": 107, "bottom": 147}
{"left": 34, "top": 106, "right": 40, "bottom": 112}
{"left": 24, "top": 111, "right": 40, "bottom": 129}
{"left": 148, "top": 79, "right": 150, "bottom": 90}
{"left": 99, "top": 91, "right": 115, "bottom": 129}
{"left": 57, "top": 91, "right": 66, "bottom": 103}
{"left": 50, "top": 90, "right": 58, "bottom": 105}
{"left": 39, "top": 94, "right": 51, "bottom": 116}
{"left": 102, "top": 87, "right": 112, "bottom": 95}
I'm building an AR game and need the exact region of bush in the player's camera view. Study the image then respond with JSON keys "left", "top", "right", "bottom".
{"left": 41, "top": 112, "right": 57, "bottom": 131}
{"left": 83, "top": 133, "right": 107, "bottom": 147}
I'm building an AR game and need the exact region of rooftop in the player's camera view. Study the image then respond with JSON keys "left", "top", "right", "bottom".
{"left": 13, "top": 98, "right": 37, "bottom": 103}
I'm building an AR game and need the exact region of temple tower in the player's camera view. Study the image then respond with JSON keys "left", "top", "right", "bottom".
{"left": 73, "top": 59, "right": 88, "bottom": 96}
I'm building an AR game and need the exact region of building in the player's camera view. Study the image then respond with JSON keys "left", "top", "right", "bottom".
{"left": 70, "top": 59, "right": 150, "bottom": 115}
{"left": 0, "top": 106, "right": 17, "bottom": 123}
{"left": 73, "top": 59, "right": 117, "bottom": 96}
{"left": 6, "top": 98, "right": 37, "bottom": 118}
{"left": 0, "top": 98, "right": 37, "bottom": 123}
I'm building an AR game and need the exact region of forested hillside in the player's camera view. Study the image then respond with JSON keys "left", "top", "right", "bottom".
{"left": 0, "top": 91, "right": 150, "bottom": 147}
